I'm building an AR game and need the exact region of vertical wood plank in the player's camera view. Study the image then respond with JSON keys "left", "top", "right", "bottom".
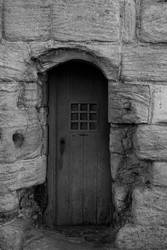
{"left": 83, "top": 134, "right": 97, "bottom": 224}
{"left": 56, "top": 69, "right": 71, "bottom": 225}
{"left": 70, "top": 134, "right": 83, "bottom": 224}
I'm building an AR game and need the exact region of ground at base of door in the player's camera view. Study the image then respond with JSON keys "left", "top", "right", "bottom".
{"left": 23, "top": 226, "right": 118, "bottom": 250}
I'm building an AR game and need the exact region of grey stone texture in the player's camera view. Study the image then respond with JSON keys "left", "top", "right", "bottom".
{"left": 139, "top": 0, "right": 167, "bottom": 43}
{"left": 116, "top": 224, "right": 167, "bottom": 250}
{"left": 134, "top": 125, "right": 167, "bottom": 160}
{"left": 52, "top": 0, "right": 120, "bottom": 42}
{"left": 0, "top": 218, "right": 31, "bottom": 250}
{"left": 108, "top": 83, "right": 150, "bottom": 123}
{"left": 4, "top": 0, "right": 52, "bottom": 41}
{"left": 122, "top": 45, "right": 167, "bottom": 81}
{"left": 0, "top": 0, "right": 167, "bottom": 249}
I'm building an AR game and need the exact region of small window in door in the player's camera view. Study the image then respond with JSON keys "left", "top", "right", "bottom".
{"left": 70, "top": 103, "right": 97, "bottom": 131}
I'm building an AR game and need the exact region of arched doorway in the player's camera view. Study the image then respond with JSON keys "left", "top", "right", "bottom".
{"left": 46, "top": 60, "right": 112, "bottom": 225}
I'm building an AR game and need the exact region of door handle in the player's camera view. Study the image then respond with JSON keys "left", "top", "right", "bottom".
{"left": 60, "top": 138, "right": 65, "bottom": 155}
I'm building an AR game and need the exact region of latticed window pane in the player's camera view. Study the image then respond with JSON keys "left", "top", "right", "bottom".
{"left": 89, "top": 113, "right": 96, "bottom": 121}
{"left": 80, "top": 122, "right": 88, "bottom": 130}
{"left": 89, "top": 104, "right": 97, "bottom": 111}
{"left": 71, "top": 113, "right": 78, "bottom": 120}
{"left": 71, "top": 122, "right": 78, "bottom": 130}
{"left": 71, "top": 103, "right": 79, "bottom": 111}
{"left": 80, "top": 104, "right": 88, "bottom": 111}
{"left": 80, "top": 113, "right": 88, "bottom": 121}
{"left": 70, "top": 103, "right": 97, "bottom": 131}
{"left": 89, "top": 122, "right": 96, "bottom": 130}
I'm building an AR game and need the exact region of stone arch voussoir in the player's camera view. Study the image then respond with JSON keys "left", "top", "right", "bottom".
{"left": 32, "top": 46, "right": 119, "bottom": 81}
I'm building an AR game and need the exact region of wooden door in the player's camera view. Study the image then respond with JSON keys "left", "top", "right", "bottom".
{"left": 47, "top": 61, "right": 111, "bottom": 226}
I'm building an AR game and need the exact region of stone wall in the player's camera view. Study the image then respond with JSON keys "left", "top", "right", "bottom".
{"left": 0, "top": 0, "right": 167, "bottom": 249}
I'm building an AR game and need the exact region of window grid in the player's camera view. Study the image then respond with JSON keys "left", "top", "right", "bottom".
{"left": 70, "top": 103, "right": 97, "bottom": 131}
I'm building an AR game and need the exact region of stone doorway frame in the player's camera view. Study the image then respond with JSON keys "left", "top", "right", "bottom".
{"left": 33, "top": 47, "right": 119, "bottom": 226}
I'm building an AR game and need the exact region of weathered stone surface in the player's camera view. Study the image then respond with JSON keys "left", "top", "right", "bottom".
{"left": 18, "top": 82, "right": 42, "bottom": 108}
{"left": 134, "top": 125, "right": 167, "bottom": 160}
{"left": 0, "top": 218, "right": 31, "bottom": 250}
{"left": 122, "top": 45, "right": 167, "bottom": 81}
{"left": 0, "top": 107, "right": 40, "bottom": 127}
{"left": 152, "top": 85, "right": 167, "bottom": 124}
{"left": 110, "top": 125, "right": 134, "bottom": 154}
{"left": 110, "top": 153, "right": 123, "bottom": 180}
{"left": 30, "top": 41, "right": 121, "bottom": 80}
{"left": 0, "top": 105, "right": 46, "bottom": 128}
{"left": 23, "top": 228, "right": 117, "bottom": 250}
{"left": 52, "top": 0, "right": 120, "bottom": 42}
{"left": 108, "top": 83, "right": 150, "bottom": 123}
{"left": 0, "top": 185, "right": 18, "bottom": 213}
{"left": 122, "top": 0, "right": 136, "bottom": 42}
{"left": 0, "top": 192, "right": 18, "bottom": 214}
{"left": 0, "top": 82, "right": 19, "bottom": 110}
{"left": 0, "top": 107, "right": 45, "bottom": 163}
{"left": 116, "top": 223, "right": 167, "bottom": 250}
{"left": 115, "top": 154, "right": 152, "bottom": 186}
{"left": 0, "top": 42, "right": 36, "bottom": 81}
{"left": 0, "top": 109, "right": 47, "bottom": 164}
{"left": 110, "top": 127, "right": 152, "bottom": 186}
{"left": 0, "top": 82, "right": 42, "bottom": 110}
{"left": 133, "top": 187, "right": 167, "bottom": 226}
{"left": 112, "top": 183, "right": 128, "bottom": 212}
{"left": 4, "top": 0, "right": 51, "bottom": 41}
{"left": 0, "top": 156, "right": 46, "bottom": 191}
{"left": 140, "top": 0, "right": 167, "bottom": 43}
{"left": 0, "top": 123, "right": 43, "bottom": 163}
{"left": 152, "top": 162, "right": 167, "bottom": 187}
{"left": 110, "top": 126, "right": 126, "bottom": 154}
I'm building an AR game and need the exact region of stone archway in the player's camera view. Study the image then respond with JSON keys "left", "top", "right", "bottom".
{"left": 32, "top": 47, "right": 118, "bottom": 226}
{"left": 33, "top": 46, "right": 119, "bottom": 81}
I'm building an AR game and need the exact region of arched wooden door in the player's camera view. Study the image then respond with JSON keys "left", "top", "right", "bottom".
{"left": 48, "top": 60, "right": 111, "bottom": 225}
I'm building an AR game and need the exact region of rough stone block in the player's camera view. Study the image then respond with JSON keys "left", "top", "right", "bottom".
{"left": 30, "top": 41, "right": 121, "bottom": 80}
{"left": 4, "top": 0, "right": 51, "bottom": 41}
{"left": 152, "top": 162, "right": 167, "bottom": 187}
{"left": 110, "top": 125, "right": 134, "bottom": 154}
{"left": 0, "top": 156, "right": 46, "bottom": 191}
{"left": 0, "top": 123, "right": 43, "bottom": 163}
{"left": 18, "top": 82, "right": 42, "bottom": 108}
{"left": 115, "top": 154, "right": 152, "bottom": 186}
{"left": 0, "top": 82, "right": 19, "bottom": 110}
{"left": 116, "top": 224, "right": 167, "bottom": 250}
{"left": 134, "top": 125, "right": 167, "bottom": 160}
{"left": 31, "top": 41, "right": 121, "bottom": 80}
{"left": 152, "top": 85, "right": 167, "bottom": 124}
{"left": 108, "top": 83, "right": 150, "bottom": 123}
{"left": 0, "top": 81, "right": 42, "bottom": 111}
{"left": 52, "top": 0, "right": 120, "bottom": 42}
{"left": 122, "top": 0, "right": 136, "bottom": 42}
{"left": 0, "top": 218, "right": 31, "bottom": 250}
{"left": 133, "top": 187, "right": 167, "bottom": 226}
{"left": 140, "top": 0, "right": 167, "bottom": 43}
{"left": 0, "top": 42, "right": 36, "bottom": 81}
{"left": 110, "top": 153, "right": 123, "bottom": 180}
{"left": 110, "top": 126, "right": 126, "bottom": 154}
{"left": 0, "top": 186, "right": 18, "bottom": 214}
{"left": 112, "top": 183, "right": 129, "bottom": 212}
{"left": 0, "top": 107, "right": 42, "bottom": 128}
{"left": 122, "top": 45, "right": 167, "bottom": 81}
